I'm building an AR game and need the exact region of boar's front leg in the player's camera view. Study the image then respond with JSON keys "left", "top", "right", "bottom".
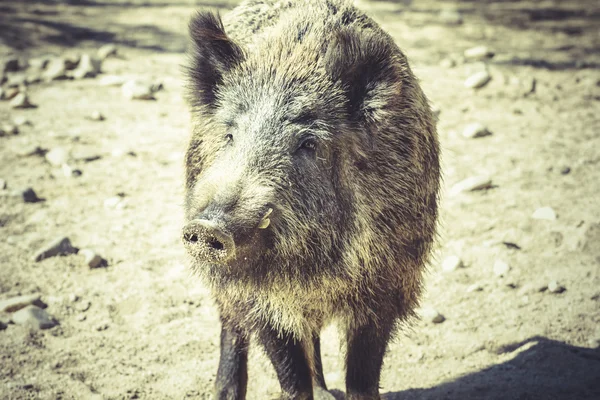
{"left": 258, "top": 325, "right": 313, "bottom": 400}
{"left": 215, "top": 319, "right": 248, "bottom": 400}
{"left": 345, "top": 319, "right": 394, "bottom": 400}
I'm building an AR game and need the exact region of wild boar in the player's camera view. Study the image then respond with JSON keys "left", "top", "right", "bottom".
{"left": 182, "top": 1, "right": 440, "bottom": 399}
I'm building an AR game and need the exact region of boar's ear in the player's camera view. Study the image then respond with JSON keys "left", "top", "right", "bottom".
{"left": 324, "top": 27, "right": 401, "bottom": 124}
{"left": 187, "top": 11, "right": 244, "bottom": 110}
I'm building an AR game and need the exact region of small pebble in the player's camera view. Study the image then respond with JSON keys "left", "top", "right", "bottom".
{"left": 88, "top": 110, "right": 105, "bottom": 121}
{"left": 61, "top": 164, "right": 82, "bottom": 178}
{"left": 464, "top": 46, "right": 494, "bottom": 61}
{"left": 0, "top": 320, "right": 7, "bottom": 330}
{"left": 97, "top": 44, "right": 118, "bottom": 60}
{"left": 449, "top": 175, "right": 493, "bottom": 196}
{"left": 20, "top": 187, "right": 42, "bottom": 203}
{"left": 13, "top": 116, "right": 32, "bottom": 126}
{"left": 15, "top": 143, "right": 44, "bottom": 157}
{"left": 33, "top": 236, "right": 78, "bottom": 262}
{"left": 420, "top": 307, "right": 445, "bottom": 324}
{"left": 493, "top": 260, "right": 511, "bottom": 277}
{"left": 467, "top": 283, "right": 483, "bottom": 293}
{"left": 439, "top": 10, "right": 463, "bottom": 25}
{"left": 77, "top": 314, "right": 87, "bottom": 322}
{"left": 462, "top": 122, "right": 491, "bottom": 139}
{"left": 122, "top": 80, "right": 155, "bottom": 100}
{"left": 12, "top": 305, "right": 58, "bottom": 330}
{"left": 0, "top": 124, "right": 19, "bottom": 136}
{"left": 4, "top": 87, "right": 20, "bottom": 100}
{"left": 548, "top": 280, "right": 566, "bottom": 294}
{"left": 440, "top": 58, "right": 456, "bottom": 68}
{"left": 0, "top": 178, "right": 6, "bottom": 190}
{"left": 532, "top": 207, "right": 557, "bottom": 221}
{"left": 560, "top": 166, "right": 571, "bottom": 175}
{"left": 465, "top": 70, "right": 492, "bottom": 89}
{"left": 10, "top": 93, "right": 35, "bottom": 109}
{"left": 76, "top": 301, "right": 92, "bottom": 312}
{"left": 96, "top": 323, "right": 109, "bottom": 331}
{"left": 79, "top": 248, "right": 105, "bottom": 268}
{"left": 45, "top": 147, "right": 69, "bottom": 166}
{"left": 0, "top": 294, "right": 45, "bottom": 313}
{"left": 442, "top": 255, "right": 463, "bottom": 272}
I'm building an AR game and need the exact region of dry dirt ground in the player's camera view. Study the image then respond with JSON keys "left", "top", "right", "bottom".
{"left": 1, "top": 0, "right": 600, "bottom": 399}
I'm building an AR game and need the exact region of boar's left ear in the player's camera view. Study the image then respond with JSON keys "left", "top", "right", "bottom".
{"left": 324, "top": 27, "right": 401, "bottom": 124}
{"left": 187, "top": 11, "right": 244, "bottom": 110}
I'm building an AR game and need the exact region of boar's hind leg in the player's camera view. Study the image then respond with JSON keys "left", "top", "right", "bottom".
{"left": 215, "top": 321, "right": 249, "bottom": 400}
{"left": 345, "top": 319, "right": 394, "bottom": 400}
{"left": 312, "top": 333, "right": 327, "bottom": 390}
{"left": 258, "top": 325, "right": 313, "bottom": 400}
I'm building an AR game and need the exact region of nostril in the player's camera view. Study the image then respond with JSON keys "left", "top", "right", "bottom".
{"left": 184, "top": 233, "right": 199, "bottom": 243}
{"left": 208, "top": 237, "right": 224, "bottom": 251}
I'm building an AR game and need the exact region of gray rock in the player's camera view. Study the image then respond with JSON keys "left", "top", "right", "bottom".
{"left": 12, "top": 305, "right": 57, "bottom": 330}
{"left": 442, "top": 255, "right": 463, "bottom": 272}
{"left": 548, "top": 280, "right": 566, "bottom": 294}
{"left": 97, "top": 44, "right": 117, "bottom": 60}
{"left": 462, "top": 122, "right": 491, "bottom": 139}
{"left": 71, "top": 54, "right": 101, "bottom": 79}
{"left": 45, "top": 147, "right": 69, "bottom": 166}
{"left": 2, "top": 57, "right": 20, "bottom": 72}
{"left": 10, "top": 93, "right": 35, "bottom": 109}
{"left": 33, "top": 236, "right": 77, "bottom": 262}
{"left": 532, "top": 207, "right": 557, "bottom": 221}
{"left": 5, "top": 73, "right": 27, "bottom": 88}
{"left": 493, "top": 260, "right": 511, "bottom": 277}
{"left": 43, "top": 58, "right": 68, "bottom": 81}
{"left": 79, "top": 249, "right": 104, "bottom": 268}
{"left": 464, "top": 46, "right": 494, "bottom": 61}
{"left": 122, "top": 80, "right": 155, "bottom": 100}
{"left": 449, "top": 175, "right": 493, "bottom": 196}
{"left": 0, "top": 294, "right": 46, "bottom": 313}
{"left": 439, "top": 10, "right": 463, "bottom": 25}
{"left": 20, "top": 187, "right": 43, "bottom": 203}
{"left": 465, "top": 70, "right": 492, "bottom": 89}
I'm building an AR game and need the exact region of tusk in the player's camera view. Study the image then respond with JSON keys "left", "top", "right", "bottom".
{"left": 258, "top": 218, "right": 270, "bottom": 229}
{"left": 257, "top": 208, "right": 273, "bottom": 229}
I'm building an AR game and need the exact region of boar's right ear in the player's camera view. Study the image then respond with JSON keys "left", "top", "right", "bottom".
{"left": 187, "top": 11, "right": 244, "bottom": 110}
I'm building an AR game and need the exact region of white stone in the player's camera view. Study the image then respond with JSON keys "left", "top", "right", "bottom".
{"left": 548, "top": 280, "right": 565, "bottom": 293}
{"left": 45, "top": 147, "right": 69, "bottom": 166}
{"left": 493, "top": 260, "right": 511, "bottom": 277}
{"left": 449, "top": 175, "right": 493, "bottom": 196}
{"left": 71, "top": 54, "right": 101, "bottom": 79}
{"left": 467, "top": 283, "right": 483, "bottom": 293}
{"left": 464, "top": 46, "right": 494, "bottom": 61}
{"left": 122, "top": 80, "right": 155, "bottom": 100}
{"left": 442, "top": 255, "right": 463, "bottom": 272}
{"left": 532, "top": 207, "right": 557, "bottom": 221}
{"left": 12, "top": 305, "right": 57, "bottom": 330}
{"left": 420, "top": 307, "right": 445, "bottom": 323}
{"left": 0, "top": 294, "right": 42, "bottom": 313}
{"left": 98, "top": 75, "right": 127, "bottom": 86}
{"left": 465, "top": 70, "right": 491, "bottom": 89}
{"left": 462, "top": 122, "right": 491, "bottom": 139}
{"left": 97, "top": 44, "right": 117, "bottom": 60}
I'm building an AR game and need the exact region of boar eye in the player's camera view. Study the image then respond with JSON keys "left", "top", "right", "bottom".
{"left": 297, "top": 137, "right": 317, "bottom": 153}
{"left": 225, "top": 133, "right": 233, "bottom": 142}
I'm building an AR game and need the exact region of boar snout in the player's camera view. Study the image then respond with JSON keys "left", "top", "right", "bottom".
{"left": 182, "top": 219, "right": 235, "bottom": 263}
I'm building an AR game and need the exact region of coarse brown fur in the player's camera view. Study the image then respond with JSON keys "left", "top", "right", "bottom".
{"left": 183, "top": 0, "right": 440, "bottom": 398}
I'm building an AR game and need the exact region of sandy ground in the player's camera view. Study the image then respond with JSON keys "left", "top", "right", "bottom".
{"left": 1, "top": 0, "right": 600, "bottom": 399}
